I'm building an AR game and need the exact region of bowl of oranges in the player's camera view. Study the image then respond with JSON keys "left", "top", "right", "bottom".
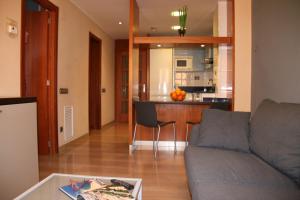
{"left": 170, "top": 88, "right": 186, "bottom": 101}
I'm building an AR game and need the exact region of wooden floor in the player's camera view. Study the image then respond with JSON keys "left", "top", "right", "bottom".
{"left": 39, "top": 123, "right": 191, "bottom": 200}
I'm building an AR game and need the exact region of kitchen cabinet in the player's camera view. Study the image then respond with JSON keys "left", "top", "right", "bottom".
{"left": 0, "top": 98, "right": 39, "bottom": 199}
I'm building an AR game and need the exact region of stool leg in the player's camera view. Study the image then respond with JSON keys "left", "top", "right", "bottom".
{"left": 155, "top": 125, "right": 161, "bottom": 158}
{"left": 132, "top": 123, "right": 137, "bottom": 151}
{"left": 186, "top": 124, "right": 189, "bottom": 147}
{"left": 152, "top": 127, "right": 155, "bottom": 153}
{"left": 173, "top": 123, "right": 177, "bottom": 152}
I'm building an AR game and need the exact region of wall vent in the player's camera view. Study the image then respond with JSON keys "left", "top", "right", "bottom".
{"left": 64, "top": 105, "right": 74, "bottom": 141}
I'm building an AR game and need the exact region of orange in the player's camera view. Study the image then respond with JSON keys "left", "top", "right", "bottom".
{"left": 177, "top": 95, "right": 183, "bottom": 101}
{"left": 171, "top": 92, "right": 177, "bottom": 100}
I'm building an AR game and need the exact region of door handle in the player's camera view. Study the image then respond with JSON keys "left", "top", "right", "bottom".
{"left": 142, "top": 84, "right": 146, "bottom": 93}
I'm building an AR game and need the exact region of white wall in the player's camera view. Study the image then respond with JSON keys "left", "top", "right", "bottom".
{"left": 252, "top": 0, "right": 300, "bottom": 112}
{"left": 0, "top": 0, "right": 115, "bottom": 147}
{"left": 0, "top": 0, "right": 21, "bottom": 97}
{"left": 234, "top": 0, "right": 252, "bottom": 111}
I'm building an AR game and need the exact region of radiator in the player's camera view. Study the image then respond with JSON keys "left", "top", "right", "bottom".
{"left": 64, "top": 105, "right": 74, "bottom": 141}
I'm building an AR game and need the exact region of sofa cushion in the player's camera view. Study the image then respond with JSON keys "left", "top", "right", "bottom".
{"left": 184, "top": 146, "right": 300, "bottom": 200}
{"left": 196, "top": 109, "right": 250, "bottom": 152}
{"left": 250, "top": 99, "right": 300, "bottom": 184}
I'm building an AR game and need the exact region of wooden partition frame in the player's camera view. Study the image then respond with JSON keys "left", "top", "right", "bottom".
{"left": 128, "top": 0, "right": 139, "bottom": 144}
{"left": 128, "top": 0, "right": 235, "bottom": 144}
{"left": 134, "top": 36, "right": 232, "bottom": 45}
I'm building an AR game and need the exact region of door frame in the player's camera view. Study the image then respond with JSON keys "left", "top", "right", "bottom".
{"left": 88, "top": 32, "right": 102, "bottom": 130}
{"left": 20, "top": 0, "right": 59, "bottom": 154}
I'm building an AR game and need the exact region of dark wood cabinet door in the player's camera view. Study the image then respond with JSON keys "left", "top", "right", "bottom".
{"left": 115, "top": 40, "right": 129, "bottom": 122}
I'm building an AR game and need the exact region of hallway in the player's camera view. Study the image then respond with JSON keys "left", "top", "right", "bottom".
{"left": 39, "top": 123, "right": 191, "bottom": 200}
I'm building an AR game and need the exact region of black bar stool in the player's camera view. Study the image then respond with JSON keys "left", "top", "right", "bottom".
{"left": 133, "top": 101, "right": 176, "bottom": 158}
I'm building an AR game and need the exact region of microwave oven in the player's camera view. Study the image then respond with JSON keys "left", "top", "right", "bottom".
{"left": 175, "top": 56, "right": 193, "bottom": 70}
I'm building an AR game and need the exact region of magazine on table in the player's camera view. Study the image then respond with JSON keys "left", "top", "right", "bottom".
{"left": 59, "top": 179, "right": 134, "bottom": 200}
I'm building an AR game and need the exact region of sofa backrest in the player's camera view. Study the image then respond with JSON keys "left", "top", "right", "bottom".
{"left": 250, "top": 99, "right": 300, "bottom": 184}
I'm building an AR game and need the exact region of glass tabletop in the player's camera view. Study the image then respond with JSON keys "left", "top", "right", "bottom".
{"left": 15, "top": 173, "right": 142, "bottom": 200}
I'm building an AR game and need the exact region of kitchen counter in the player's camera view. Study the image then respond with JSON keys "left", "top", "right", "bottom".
{"left": 136, "top": 97, "right": 231, "bottom": 105}
{"left": 132, "top": 98, "right": 232, "bottom": 144}
{"left": 0, "top": 97, "right": 39, "bottom": 199}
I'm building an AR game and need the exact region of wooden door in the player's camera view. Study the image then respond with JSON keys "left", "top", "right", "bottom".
{"left": 89, "top": 33, "right": 101, "bottom": 130}
{"left": 115, "top": 40, "right": 129, "bottom": 122}
{"left": 24, "top": 11, "right": 50, "bottom": 154}
{"left": 139, "top": 45, "right": 149, "bottom": 101}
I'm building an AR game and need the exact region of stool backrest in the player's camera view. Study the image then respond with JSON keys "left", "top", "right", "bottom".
{"left": 210, "top": 103, "right": 231, "bottom": 111}
{"left": 135, "top": 101, "right": 158, "bottom": 127}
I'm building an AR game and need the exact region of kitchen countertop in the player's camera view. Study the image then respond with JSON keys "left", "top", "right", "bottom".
{"left": 134, "top": 98, "right": 232, "bottom": 105}
{"left": 0, "top": 97, "right": 37, "bottom": 106}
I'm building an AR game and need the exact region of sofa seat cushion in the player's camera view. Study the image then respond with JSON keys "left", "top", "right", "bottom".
{"left": 184, "top": 146, "right": 300, "bottom": 200}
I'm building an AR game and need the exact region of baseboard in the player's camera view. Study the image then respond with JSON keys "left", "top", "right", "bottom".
{"left": 129, "top": 140, "right": 187, "bottom": 151}
{"left": 101, "top": 120, "right": 116, "bottom": 128}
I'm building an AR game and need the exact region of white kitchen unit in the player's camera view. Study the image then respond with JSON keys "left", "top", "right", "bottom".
{"left": 149, "top": 48, "right": 173, "bottom": 100}
{"left": 0, "top": 98, "right": 39, "bottom": 200}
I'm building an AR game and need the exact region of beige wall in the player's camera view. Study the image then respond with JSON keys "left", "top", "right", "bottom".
{"left": 0, "top": 0, "right": 21, "bottom": 97}
{"left": 0, "top": 0, "right": 115, "bottom": 147}
{"left": 51, "top": 0, "right": 115, "bottom": 146}
{"left": 234, "top": 0, "right": 252, "bottom": 111}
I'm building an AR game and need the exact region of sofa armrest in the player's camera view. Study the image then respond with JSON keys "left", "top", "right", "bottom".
{"left": 189, "top": 124, "right": 201, "bottom": 146}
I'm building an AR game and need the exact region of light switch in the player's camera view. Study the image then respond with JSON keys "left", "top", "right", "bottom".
{"left": 6, "top": 18, "right": 18, "bottom": 37}
{"left": 7, "top": 24, "right": 18, "bottom": 35}
{"left": 59, "top": 88, "right": 69, "bottom": 94}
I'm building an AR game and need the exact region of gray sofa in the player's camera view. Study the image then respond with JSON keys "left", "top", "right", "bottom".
{"left": 185, "top": 99, "right": 300, "bottom": 200}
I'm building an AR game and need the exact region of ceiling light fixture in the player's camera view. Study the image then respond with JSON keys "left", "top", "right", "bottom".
{"left": 171, "top": 11, "right": 180, "bottom": 17}
{"left": 118, "top": 21, "right": 123, "bottom": 25}
{"left": 201, "top": 44, "right": 206, "bottom": 48}
{"left": 157, "top": 44, "right": 162, "bottom": 48}
{"left": 171, "top": 25, "right": 181, "bottom": 30}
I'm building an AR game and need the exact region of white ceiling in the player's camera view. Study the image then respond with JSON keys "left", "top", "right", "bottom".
{"left": 70, "top": 0, "right": 219, "bottom": 39}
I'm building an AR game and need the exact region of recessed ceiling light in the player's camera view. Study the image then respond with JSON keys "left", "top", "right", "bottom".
{"left": 157, "top": 44, "right": 162, "bottom": 47}
{"left": 118, "top": 21, "right": 123, "bottom": 25}
{"left": 171, "top": 25, "right": 181, "bottom": 30}
{"left": 171, "top": 11, "right": 180, "bottom": 17}
{"left": 201, "top": 44, "right": 206, "bottom": 48}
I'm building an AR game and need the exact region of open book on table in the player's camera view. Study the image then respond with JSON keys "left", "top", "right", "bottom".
{"left": 59, "top": 179, "right": 134, "bottom": 200}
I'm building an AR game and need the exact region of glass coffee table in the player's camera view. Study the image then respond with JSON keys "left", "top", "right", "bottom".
{"left": 15, "top": 173, "right": 142, "bottom": 200}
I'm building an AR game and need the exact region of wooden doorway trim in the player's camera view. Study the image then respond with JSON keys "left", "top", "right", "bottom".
{"left": 20, "top": 0, "right": 59, "bottom": 154}
{"left": 88, "top": 32, "right": 102, "bottom": 130}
